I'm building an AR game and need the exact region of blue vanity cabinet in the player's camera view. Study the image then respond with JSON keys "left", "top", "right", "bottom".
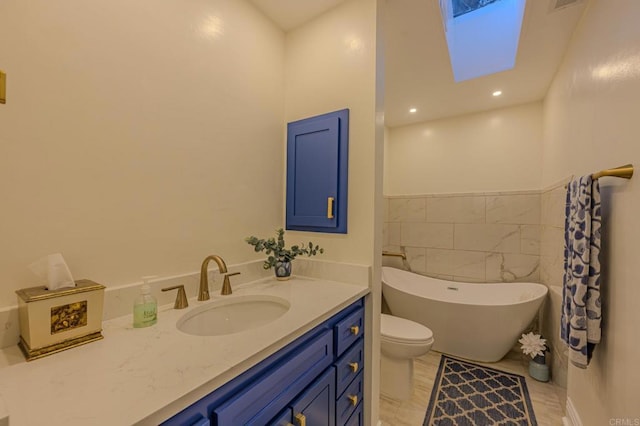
{"left": 344, "top": 400, "right": 363, "bottom": 426}
{"left": 191, "top": 417, "right": 211, "bottom": 426}
{"left": 335, "top": 339, "right": 364, "bottom": 397}
{"left": 161, "top": 298, "right": 365, "bottom": 426}
{"left": 334, "top": 307, "right": 364, "bottom": 356}
{"left": 333, "top": 308, "right": 364, "bottom": 426}
{"left": 288, "top": 366, "right": 336, "bottom": 426}
{"left": 213, "top": 330, "right": 334, "bottom": 425}
{"left": 269, "top": 408, "right": 293, "bottom": 426}
{"left": 286, "top": 109, "right": 349, "bottom": 234}
{"left": 336, "top": 371, "right": 364, "bottom": 425}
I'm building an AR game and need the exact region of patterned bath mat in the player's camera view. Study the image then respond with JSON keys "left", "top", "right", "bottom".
{"left": 423, "top": 355, "right": 537, "bottom": 426}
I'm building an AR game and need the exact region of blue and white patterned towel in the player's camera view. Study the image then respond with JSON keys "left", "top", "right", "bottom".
{"left": 561, "top": 175, "right": 602, "bottom": 369}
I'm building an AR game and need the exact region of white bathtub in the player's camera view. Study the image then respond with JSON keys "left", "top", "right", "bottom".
{"left": 382, "top": 267, "right": 548, "bottom": 362}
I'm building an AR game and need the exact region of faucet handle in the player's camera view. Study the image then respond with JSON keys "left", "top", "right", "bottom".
{"left": 221, "top": 272, "right": 241, "bottom": 296}
{"left": 162, "top": 285, "right": 189, "bottom": 309}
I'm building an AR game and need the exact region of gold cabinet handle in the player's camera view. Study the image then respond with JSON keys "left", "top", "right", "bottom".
{"left": 294, "top": 413, "right": 306, "bottom": 426}
{"left": 349, "top": 362, "right": 359, "bottom": 372}
{"left": 348, "top": 394, "right": 358, "bottom": 406}
{"left": 350, "top": 325, "right": 359, "bottom": 335}
{"left": 327, "top": 197, "right": 335, "bottom": 219}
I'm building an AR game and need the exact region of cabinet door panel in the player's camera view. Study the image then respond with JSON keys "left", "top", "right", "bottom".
{"left": 291, "top": 117, "right": 338, "bottom": 223}
{"left": 291, "top": 367, "right": 336, "bottom": 426}
{"left": 286, "top": 109, "right": 349, "bottom": 233}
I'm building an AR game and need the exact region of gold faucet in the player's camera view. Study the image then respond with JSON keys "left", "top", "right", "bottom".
{"left": 199, "top": 255, "right": 228, "bottom": 301}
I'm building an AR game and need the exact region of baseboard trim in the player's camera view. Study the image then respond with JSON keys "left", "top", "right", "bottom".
{"left": 564, "top": 397, "right": 583, "bottom": 426}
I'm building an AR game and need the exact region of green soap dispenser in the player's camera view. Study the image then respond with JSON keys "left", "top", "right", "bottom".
{"left": 133, "top": 277, "right": 157, "bottom": 328}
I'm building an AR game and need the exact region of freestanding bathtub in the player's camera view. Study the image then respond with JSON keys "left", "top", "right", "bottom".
{"left": 382, "top": 266, "right": 548, "bottom": 362}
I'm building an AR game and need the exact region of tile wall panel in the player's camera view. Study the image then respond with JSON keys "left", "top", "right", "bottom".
{"left": 400, "top": 223, "right": 454, "bottom": 249}
{"left": 539, "top": 183, "right": 569, "bottom": 390}
{"left": 384, "top": 191, "right": 541, "bottom": 283}
{"left": 486, "top": 194, "right": 541, "bottom": 224}
{"left": 427, "top": 196, "right": 486, "bottom": 224}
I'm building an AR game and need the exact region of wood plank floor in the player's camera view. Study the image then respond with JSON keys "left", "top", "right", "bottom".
{"left": 379, "top": 351, "right": 566, "bottom": 426}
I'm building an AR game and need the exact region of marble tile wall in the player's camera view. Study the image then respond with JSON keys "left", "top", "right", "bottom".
{"left": 539, "top": 183, "right": 569, "bottom": 390}
{"left": 383, "top": 192, "right": 541, "bottom": 283}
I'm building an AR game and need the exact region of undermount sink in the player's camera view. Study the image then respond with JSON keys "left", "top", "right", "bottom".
{"left": 177, "top": 295, "right": 290, "bottom": 336}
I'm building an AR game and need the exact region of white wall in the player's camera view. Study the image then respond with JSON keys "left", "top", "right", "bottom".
{"left": 542, "top": 0, "right": 640, "bottom": 422}
{"left": 0, "top": 0, "right": 285, "bottom": 307}
{"left": 385, "top": 102, "right": 543, "bottom": 195}
{"left": 284, "top": 0, "right": 382, "bottom": 423}
{"left": 285, "top": 0, "right": 379, "bottom": 267}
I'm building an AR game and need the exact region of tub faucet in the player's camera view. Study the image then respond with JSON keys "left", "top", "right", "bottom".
{"left": 199, "top": 255, "right": 228, "bottom": 301}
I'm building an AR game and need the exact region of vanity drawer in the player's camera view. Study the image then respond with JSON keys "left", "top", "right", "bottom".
{"left": 334, "top": 307, "right": 363, "bottom": 356}
{"left": 344, "top": 401, "right": 363, "bottom": 426}
{"left": 213, "top": 329, "right": 333, "bottom": 425}
{"left": 334, "top": 338, "right": 363, "bottom": 397}
{"left": 336, "top": 371, "right": 363, "bottom": 426}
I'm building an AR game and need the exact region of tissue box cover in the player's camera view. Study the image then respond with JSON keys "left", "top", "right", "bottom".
{"left": 15, "top": 280, "right": 106, "bottom": 361}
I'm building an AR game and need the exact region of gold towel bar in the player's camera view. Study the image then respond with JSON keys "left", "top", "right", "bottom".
{"left": 565, "top": 164, "right": 634, "bottom": 188}
{"left": 591, "top": 164, "right": 633, "bottom": 180}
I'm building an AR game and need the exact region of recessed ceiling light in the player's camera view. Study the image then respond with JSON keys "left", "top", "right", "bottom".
{"left": 409, "top": 108, "right": 417, "bottom": 113}
{"left": 492, "top": 90, "right": 503, "bottom": 97}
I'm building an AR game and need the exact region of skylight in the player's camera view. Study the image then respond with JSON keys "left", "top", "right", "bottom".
{"left": 440, "top": 0, "right": 526, "bottom": 82}
{"left": 452, "top": 0, "right": 502, "bottom": 18}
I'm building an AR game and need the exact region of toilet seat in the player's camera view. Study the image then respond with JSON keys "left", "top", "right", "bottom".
{"left": 381, "top": 314, "right": 433, "bottom": 345}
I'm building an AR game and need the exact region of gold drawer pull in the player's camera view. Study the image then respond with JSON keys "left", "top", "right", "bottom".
{"left": 294, "top": 413, "right": 306, "bottom": 426}
{"left": 348, "top": 394, "right": 358, "bottom": 406}
{"left": 349, "top": 362, "right": 359, "bottom": 372}
{"left": 350, "top": 325, "right": 359, "bottom": 335}
{"left": 327, "top": 197, "right": 335, "bottom": 219}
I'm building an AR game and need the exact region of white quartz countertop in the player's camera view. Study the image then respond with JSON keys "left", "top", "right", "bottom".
{"left": 0, "top": 276, "right": 368, "bottom": 425}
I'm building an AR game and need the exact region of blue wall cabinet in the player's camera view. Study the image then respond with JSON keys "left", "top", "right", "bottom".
{"left": 162, "top": 299, "right": 365, "bottom": 426}
{"left": 286, "top": 109, "right": 349, "bottom": 233}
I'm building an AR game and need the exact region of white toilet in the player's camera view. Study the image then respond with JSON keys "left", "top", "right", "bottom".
{"left": 380, "top": 313, "right": 434, "bottom": 400}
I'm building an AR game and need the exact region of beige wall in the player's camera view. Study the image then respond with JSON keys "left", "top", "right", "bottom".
{"left": 284, "top": 1, "right": 383, "bottom": 424}
{"left": 0, "top": 0, "right": 285, "bottom": 307}
{"left": 284, "top": 0, "right": 379, "bottom": 267}
{"left": 542, "top": 0, "right": 640, "bottom": 422}
{"left": 285, "top": 0, "right": 383, "bottom": 424}
{"left": 385, "top": 102, "right": 543, "bottom": 195}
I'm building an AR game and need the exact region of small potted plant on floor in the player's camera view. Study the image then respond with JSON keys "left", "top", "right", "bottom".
{"left": 519, "top": 332, "right": 549, "bottom": 382}
{"left": 246, "top": 228, "right": 324, "bottom": 280}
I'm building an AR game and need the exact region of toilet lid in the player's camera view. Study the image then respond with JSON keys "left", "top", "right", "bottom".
{"left": 381, "top": 314, "right": 433, "bottom": 343}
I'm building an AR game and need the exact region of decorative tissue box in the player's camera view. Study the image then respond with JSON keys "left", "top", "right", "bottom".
{"left": 16, "top": 280, "right": 106, "bottom": 361}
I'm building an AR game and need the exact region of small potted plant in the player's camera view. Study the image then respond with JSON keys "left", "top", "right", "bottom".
{"left": 246, "top": 228, "right": 324, "bottom": 280}
{"left": 519, "top": 332, "right": 549, "bottom": 382}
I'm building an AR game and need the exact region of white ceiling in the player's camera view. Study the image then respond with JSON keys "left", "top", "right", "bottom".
{"left": 249, "top": 0, "right": 587, "bottom": 127}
